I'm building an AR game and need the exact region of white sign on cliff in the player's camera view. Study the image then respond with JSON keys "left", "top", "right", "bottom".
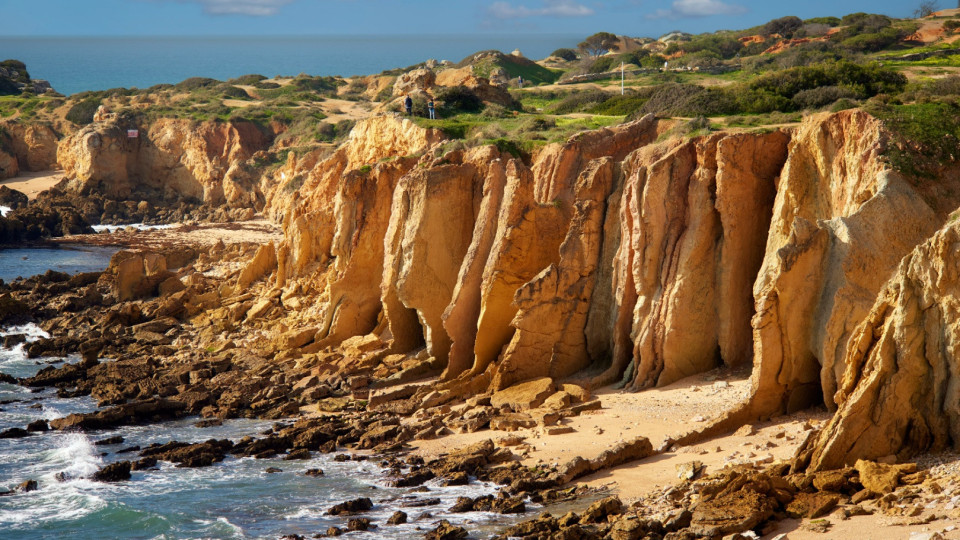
{"left": 127, "top": 129, "right": 139, "bottom": 138}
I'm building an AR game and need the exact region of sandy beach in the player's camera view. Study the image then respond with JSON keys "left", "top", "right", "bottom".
{"left": 0, "top": 170, "right": 64, "bottom": 200}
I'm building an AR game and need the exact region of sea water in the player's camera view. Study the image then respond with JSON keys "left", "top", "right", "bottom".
{"left": 0, "top": 245, "right": 118, "bottom": 283}
{"left": 0, "top": 35, "right": 579, "bottom": 96}
{"left": 0, "top": 324, "right": 534, "bottom": 539}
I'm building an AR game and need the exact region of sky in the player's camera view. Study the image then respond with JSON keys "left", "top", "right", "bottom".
{"left": 2, "top": 0, "right": 941, "bottom": 37}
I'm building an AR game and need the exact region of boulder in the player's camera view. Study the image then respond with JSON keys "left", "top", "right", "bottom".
{"left": 92, "top": 461, "right": 132, "bottom": 482}
{"left": 490, "top": 377, "right": 556, "bottom": 411}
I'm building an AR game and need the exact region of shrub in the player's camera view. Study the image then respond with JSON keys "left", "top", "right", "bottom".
{"left": 435, "top": 86, "right": 482, "bottom": 113}
{"left": 480, "top": 103, "right": 511, "bottom": 118}
{"left": 635, "top": 84, "right": 736, "bottom": 117}
{"left": 519, "top": 116, "right": 556, "bottom": 132}
{"left": 219, "top": 85, "right": 250, "bottom": 99}
{"left": 590, "top": 94, "right": 648, "bottom": 116}
{"left": 65, "top": 98, "right": 101, "bottom": 125}
{"left": 254, "top": 81, "right": 281, "bottom": 89}
{"left": 946, "top": 20, "right": 960, "bottom": 31}
{"left": 227, "top": 74, "right": 267, "bottom": 85}
{"left": 867, "top": 101, "right": 960, "bottom": 177}
{"left": 829, "top": 98, "right": 858, "bottom": 112}
{"left": 175, "top": 77, "right": 220, "bottom": 90}
{"left": 551, "top": 48, "right": 579, "bottom": 61}
{"left": 792, "top": 86, "right": 856, "bottom": 109}
{"left": 550, "top": 89, "right": 610, "bottom": 114}
{"left": 762, "top": 16, "right": 804, "bottom": 37}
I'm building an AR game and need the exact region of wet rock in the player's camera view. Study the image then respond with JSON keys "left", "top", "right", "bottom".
{"left": 304, "top": 468, "right": 324, "bottom": 477}
{"left": 425, "top": 520, "right": 468, "bottom": 540}
{"left": 92, "top": 461, "right": 132, "bottom": 482}
{"left": 16, "top": 479, "right": 38, "bottom": 493}
{"left": 441, "top": 472, "right": 469, "bottom": 486}
{"left": 94, "top": 435, "right": 124, "bottom": 445}
{"left": 140, "top": 439, "right": 234, "bottom": 468}
{"left": 49, "top": 398, "right": 186, "bottom": 431}
{"left": 0, "top": 427, "right": 31, "bottom": 438}
{"left": 449, "top": 496, "right": 474, "bottom": 513}
{"left": 0, "top": 293, "right": 28, "bottom": 324}
{"left": 401, "top": 497, "right": 441, "bottom": 508}
{"left": 283, "top": 449, "right": 311, "bottom": 460}
{"left": 265, "top": 467, "right": 282, "bottom": 473}
{"left": 133, "top": 457, "right": 157, "bottom": 470}
{"left": 325, "top": 526, "right": 342, "bottom": 536}
{"left": 386, "top": 510, "right": 407, "bottom": 525}
{"left": 392, "top": 468, "right": 435, "bottom": 487}
{"left": 346, "top": 517, "right": 374, "bottom": 531}
{"left": 327, "top": 497, "right": 373, "bottom": 515}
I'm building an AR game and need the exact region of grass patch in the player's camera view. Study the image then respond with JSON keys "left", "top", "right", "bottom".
{"left": 867, "top": 101, "right": 960, "bottom": 177}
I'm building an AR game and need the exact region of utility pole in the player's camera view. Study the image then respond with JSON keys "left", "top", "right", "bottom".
{"left": 621, "top": 62, "right": 624, "bottom": 95}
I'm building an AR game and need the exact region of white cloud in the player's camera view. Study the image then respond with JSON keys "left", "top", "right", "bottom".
{"left": 167, "top": 0, "right": 296, "bottom": 16}
{"left": 489, "top": 0, "right": 594, "bottom": 19}
{"left": 647, "top": 0, "right": 745, "bottom": 19}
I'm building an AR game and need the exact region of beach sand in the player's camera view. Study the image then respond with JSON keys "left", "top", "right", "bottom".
{"left": 0, "top": 170, "right": 64, "bottom": 199}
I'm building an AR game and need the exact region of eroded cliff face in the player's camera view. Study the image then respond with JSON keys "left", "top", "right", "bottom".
{"left": 740, "top": 111, "right": 946, "bottom": 422}
{"left": 57, "top": 118, "right": 272, "bottom": 208}
{"left": 38, "top": 107, "right": 960, "bottom": 470}
{"left": 591, "top": 131, "right": 790, "bottom": 390}
{"left": 0, "top": 122, "right": 59, "bottom": 179}
{"left": 800, "top": 220, "right": 960, "bottom": 470}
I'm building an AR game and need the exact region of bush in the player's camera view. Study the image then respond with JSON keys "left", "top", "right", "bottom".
{"left": 175, "top": 77, "right": 220, "bottom": 90}
{"left": 590, "top": 93, "right": 648, "bottom": 115}
{"left": 65, "top": 98, "right": 101, "bottom": 125}
{"left": 434, "top": 86, "right": 482, "bottom": 113}
{"left": 519, "top": 116, "right": 555, "bottom": 132}
{"left": 550, "top": 89, "right": 610, "bottom": 114}
{"left": 791, "top": 86, "right": 856, "bottom": 109}
{"left": 254, "top": 81, "right": 281, "bottom": 89}
{"left": 480, "top": 103, "right": 511, "bottom": 118}
{"left": 946, "top": 20, "right": 960, "bottom": 31}
{"left": 762, "top": 16, "right": 804, "bottom": 37}
{"left": 219, "top": 85, "right": 250, "bottom": 99}
{"left": 551, "top": 48, "right": 579, "bottom": 61}
{"left": 227, "top": 74, "right": 267, "bottom": 85}
{"left": 829, "top": 98, "right": 858, "bottom": 112}
{"left": 636, "top": 83, "right": 735, "bottom": 116}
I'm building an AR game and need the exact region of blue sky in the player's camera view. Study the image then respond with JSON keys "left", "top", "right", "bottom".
{"left": 4, "top": 0, "right": 939, "bottom": 37}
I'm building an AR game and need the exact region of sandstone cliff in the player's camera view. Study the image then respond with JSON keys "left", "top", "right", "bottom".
{"left": 57, "top": 118, "right": 273, "bottom": 210}
{"left": 19, "top": 105, "right": 960, "bottom": 471}
{"left": 0, "top": 122, "right": 59, "bottom": 179}
{"left": 803, "top": 218, "right": 960, "bottom": 470}
{"left": 260, "top": 110, "right": 960, "bottom": 471}
{"left": 734, "top": 111, "right": 949, "bottom": 425}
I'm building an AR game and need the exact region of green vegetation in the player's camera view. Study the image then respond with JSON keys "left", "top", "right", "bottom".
{"left": 459, "top": 51, "right": 562, "bottom": 85}
{"left": 65, "top": 97, "right": 101, "bottom": 125}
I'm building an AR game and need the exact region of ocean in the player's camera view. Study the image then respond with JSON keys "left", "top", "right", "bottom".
{"left": 0, "top": 35, "right": 580, "bottom": 96}
{"left": 0, "top": 325, "right": 541, "bottom": 539}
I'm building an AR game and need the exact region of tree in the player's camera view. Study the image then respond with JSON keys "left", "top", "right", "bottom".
{"left": 915, "top": 0, "right": 939, "bottom": 18}
{"left": 578, "top": 32, "right": 619, "bottom": 57}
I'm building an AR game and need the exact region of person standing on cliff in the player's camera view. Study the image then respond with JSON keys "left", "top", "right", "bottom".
{"left": 404, "top": 95, "right": 413, "bottom": 115}
{"left": 427, "top": 98, "right": 435, "bottom": 120}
